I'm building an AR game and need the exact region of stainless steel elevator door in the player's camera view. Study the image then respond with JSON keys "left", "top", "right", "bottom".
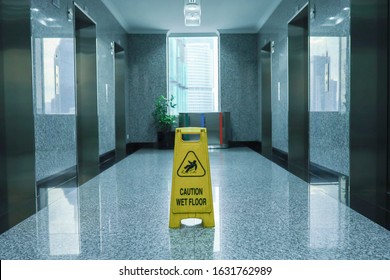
{"left": 288, "top": 5, "right": 309, "bottom": 182}
{"left": 0, "top": 0, "right": 36, "bottom": 233}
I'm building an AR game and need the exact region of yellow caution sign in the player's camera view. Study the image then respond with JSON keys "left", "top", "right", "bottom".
{"left": 169, "top": 127, "right": 214, "bottom": 228}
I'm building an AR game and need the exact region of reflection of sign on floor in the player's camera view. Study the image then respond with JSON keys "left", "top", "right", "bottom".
{"left": 170, "top": 127, "right": 214, "bottom": 228}
{"left": 177, "top": 151, "right": 206, "bottom": 177}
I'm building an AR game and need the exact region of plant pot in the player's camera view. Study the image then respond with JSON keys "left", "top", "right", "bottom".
{"left": 157, "top": 131, "right": 175, "bottom": 149}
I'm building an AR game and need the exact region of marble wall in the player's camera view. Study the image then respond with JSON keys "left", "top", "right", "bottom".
{"left": 259, "top": 0, "right": 350, "bottom": 176}
{"left": 32, "top": 0, "right": 127, "bottom": 181}
{"left": 31, "top": 0, "right": 76, "bottom": 181}
{"left": 127, "top": 34, "right": 260, "bottom": 143}
{"left": 220, "top": 34, "right": 259, "bottom": 141}
{"left": 309, "top": 0, "right": 350, "bottom": 176}
{"left": 127, "top": 34, "right": 167, "bottom": 143}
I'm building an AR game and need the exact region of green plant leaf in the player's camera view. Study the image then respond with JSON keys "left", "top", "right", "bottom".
{"left": 152, "top": 95, "right": 177, "bottom": 131}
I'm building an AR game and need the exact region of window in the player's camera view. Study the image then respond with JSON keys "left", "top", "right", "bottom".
{"left": 168, "top": 35, "right": 219, "bottom": 114}
{"left": 310, "top": 36, "right": 349, "bottom": 112}
{"left": 33, "top": 38, "right": 76, "bottom": 114}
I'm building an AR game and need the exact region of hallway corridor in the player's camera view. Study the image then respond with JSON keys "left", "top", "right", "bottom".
{"left": 0, "top": 148, "right": 389, "bottom": 260}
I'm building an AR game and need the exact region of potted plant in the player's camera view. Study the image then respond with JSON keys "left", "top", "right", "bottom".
{"left": 152, "top": 95, "right": 177, "bottom": 149}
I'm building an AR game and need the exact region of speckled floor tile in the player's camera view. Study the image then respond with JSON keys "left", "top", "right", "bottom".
{"left": 0, "top": 148, "right": 389, "bottom": 260}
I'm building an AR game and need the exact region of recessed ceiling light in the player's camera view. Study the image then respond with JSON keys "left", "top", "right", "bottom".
{"left": 185, "top": 17, "right": 201, "bottom": 27}
{"left": 185, "top": 3, "right": 200, "bottom": 12}
{"left": 184, "top": 0, "right": 201, "bottom": 26}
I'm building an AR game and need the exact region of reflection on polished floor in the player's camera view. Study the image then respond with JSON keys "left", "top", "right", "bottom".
{"left": 0, "top": 148, "right": 389, "bottom": 260}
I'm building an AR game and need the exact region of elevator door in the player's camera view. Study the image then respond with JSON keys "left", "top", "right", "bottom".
{"left": 114, "top": 43, "right": 126, "bottom": 161}
{"left": 261, "top": 43, "right": 272, "bottom": 159}
{"left": 350, "top": 0, "right": 390, "bottom": 230}
{"left": 75, "top": 5, "right": 99, "bottom": 185}
{"left": 0, "top": 0, "right": 36, "bottom": 233}
{"left": 288, "top": 5, "right": 309, "bottom": 182}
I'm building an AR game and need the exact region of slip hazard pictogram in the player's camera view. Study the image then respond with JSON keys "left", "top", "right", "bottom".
{"left": 177, "top": 151, "right": 206, "bottom": 177}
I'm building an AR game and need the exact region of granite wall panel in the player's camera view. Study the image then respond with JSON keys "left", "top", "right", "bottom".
{"left": 127, "top": 34, "right": 167, "bottom": 143}
{"left": 127, "top": 33, "right": 260, "bottom": 143}
{"left": 259, "top": 0, "right": 350, "bottom": 176}
{"left": 32, "top": 0, "right": 127, "bottom": 181}
{"left": 220, "top": 34, "right": 259, "bottom": 141}
{"left": 309, "top": 0, "right": 350, "bottom": 176}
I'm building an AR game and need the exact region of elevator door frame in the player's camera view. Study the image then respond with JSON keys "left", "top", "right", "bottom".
{"left": 114, "top": 42, "right": 126, "bottom": 161}
{"left": 261, "top": 42, "right": 272, "bottom": 160}
{"left": 74, "top": 4, "right": 99, "bottom": 186}
{"left": 287, "top": 4, "right": 309, "bottom": 182}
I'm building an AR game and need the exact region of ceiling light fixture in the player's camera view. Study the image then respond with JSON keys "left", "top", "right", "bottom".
{"left": 184, "top": 0, "right": 201, "bottom": 27}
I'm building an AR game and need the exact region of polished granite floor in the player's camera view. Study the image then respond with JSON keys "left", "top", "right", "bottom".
{"left": 0, "top": 148, "right": 389, "bottom": 260}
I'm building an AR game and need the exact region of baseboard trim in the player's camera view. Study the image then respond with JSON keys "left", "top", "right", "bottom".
{"left": 272, "top": 147, "right": 288, "bottom": 161}
{"left": 229, "top": 141, "right": 262, "bottom": 153}
{"left": 99, "top": 150, "right": 116, "bottom": 164}
{"left": 37, "top": 166, "right": 77, "bottom": 189}
{"left": 36, "top": 166, "right": 78, "bottom": 210}
{"left": 309, "top": 162, "right": 348, "bottom": 184}
{"left": 243, "top": 142, "right": 348, "bottom": 185}
{"left": 126, "top": 142, "right": 156, "bottom": 155}
{"left": 350, "top": 194, "right": 390, "bottom": 231}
